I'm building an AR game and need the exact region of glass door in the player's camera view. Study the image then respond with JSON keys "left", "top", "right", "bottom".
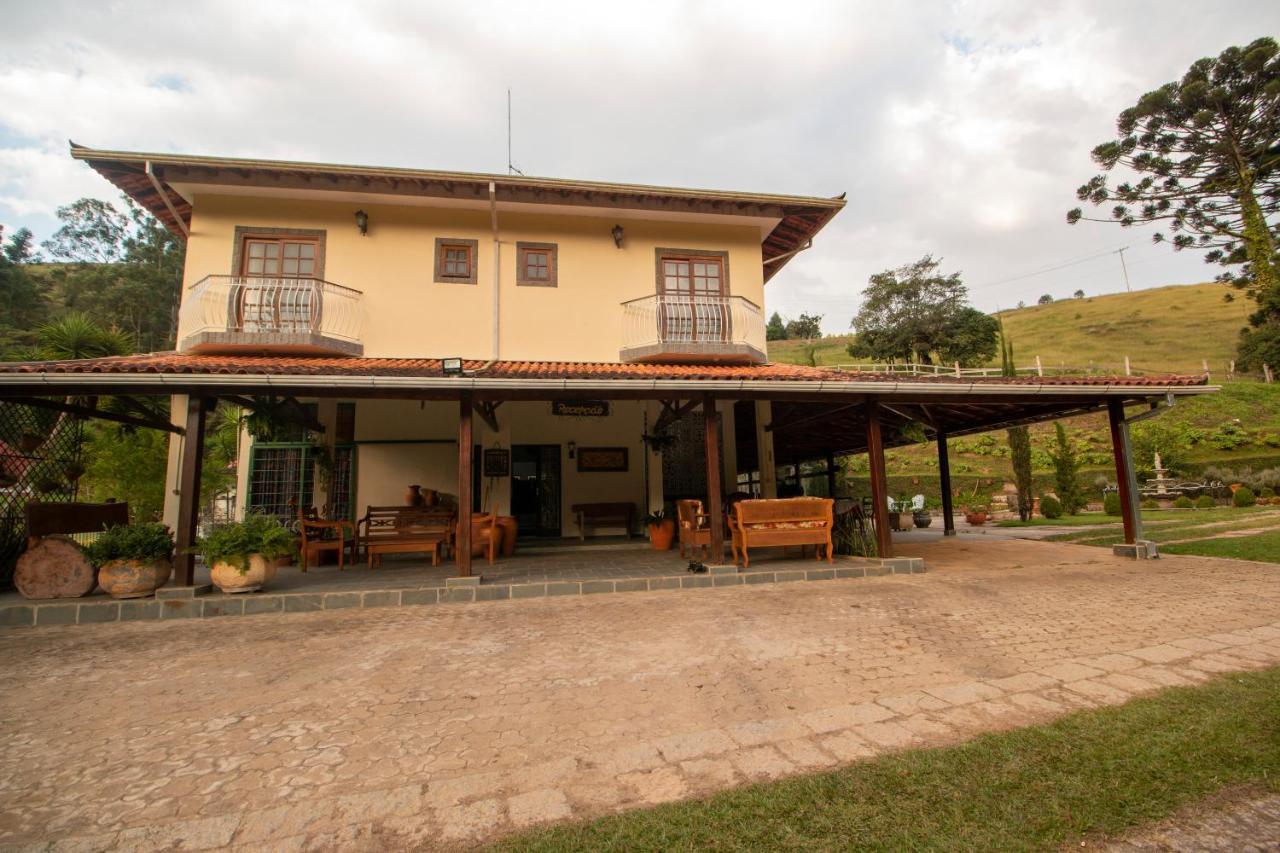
{"left": 511, "top": 445, "right": 562, "bottom": 538}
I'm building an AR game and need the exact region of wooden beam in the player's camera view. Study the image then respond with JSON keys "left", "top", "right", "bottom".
{"left": 937, "top": 430, "right": 956, "bottom": 536}
{"left": 703, "top": 393, "right": 724, "bottom": 562}
{"left": 473, "top": 400, "right": 502, "bottom": 433}
{"left": 456, "top": 393, "right": 474, "bottom": 576}
{"left": 1107, "top": 399, "right": 1141, "bottom": 545}
{"left": 864, "top": 399, "right": 893, "bottom": 559}
{"left": 173, "top": 396, "right": 209, "bottom": 585}
{"left": 653, "top": 398, "right": 699, "bottom": 434}
{"left": 9, "top": 396, "right": 184, "bottom": 435}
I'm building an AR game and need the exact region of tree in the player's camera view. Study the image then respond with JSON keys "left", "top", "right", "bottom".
{"left": 1038, "top": 293, "right": 1054, "bottom": 305}
{"left": 1049, "top": 421, "right": 1085, "bottom": 515}
{"left": 1000, "top": 319, "right": 1033, "bottom": 521}
{"left": 847, "top": 255, "right": 997, "bottom": 366}
{"left": 765, "top": 311, "right": 788, "bottom": 341}
{"left": 1067, "top": 37, "right": 1280, "bottom": 371}
{"left": 36, "top": 312, "right": 132, "bottom": 361}
{"left": 3, "top": 227, "right": 36, "bottom": 264}
{"left": 0, "top": 226, "right": 48, "bottom": 356}
{"left": 42, "top": 198, "right": 131, "bottom": 263}
{"left": 785, "top": 312, "right": 823, "bottom": 340}
{"left": 1073, "top": 289, "right": 1085, "bottom": 299}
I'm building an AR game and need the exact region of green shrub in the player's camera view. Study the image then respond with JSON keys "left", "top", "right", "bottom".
{"left": 1103, "top": 492, "right": 1122, "bottom": 516}
{"left": 1195, "top": 495, "right": 1216, "bottom": 509}
{"left": 195, "top": 513, "right": 295, "bottom": 574}
{"left": 83, "top": 522, "right": 173, "bottom": 568}
{"left": 1039, "top": 495, "right": 1062, "bottom": 519}
{"left": 1173, "top": 496, "right": 1194, "bottom": 509}
{"left": 1233, "top": 487, "right": 1257, "bottom": 508}
{"left": 1261, "top": 486, "right": 1276, "bottom": 499}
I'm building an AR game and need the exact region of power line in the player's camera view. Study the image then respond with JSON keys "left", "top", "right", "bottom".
{"left": 968, "top": 244, "right": 1130, "bottom": 291}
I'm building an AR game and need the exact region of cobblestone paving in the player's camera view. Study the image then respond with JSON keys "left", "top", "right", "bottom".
{"left": 1, "top": 538, "right": 1278, "bottom": 851}
{"left": 1106, "top": 791, "right": 1280, "bottom": 851}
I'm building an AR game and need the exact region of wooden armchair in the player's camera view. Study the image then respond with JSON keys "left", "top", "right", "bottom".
{"left": 456, "top": 512, "right": 501, "bottom": 567}
{"left": 299, "top": 509, "right": 357, "bottom": 572}
{"left": 676, "top": 499, "right": 712, "bottom": 560}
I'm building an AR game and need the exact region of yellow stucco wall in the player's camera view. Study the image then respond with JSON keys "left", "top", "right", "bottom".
{"left": 180, "top": 194, "right": 766, "bottom": 361}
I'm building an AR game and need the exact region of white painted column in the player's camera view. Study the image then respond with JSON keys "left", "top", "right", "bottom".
{"left": 644, "top": 400, "right": 665, "bottom": 514}
{"left": 754, "top": 400, "right": 777, "bottom": 498}
{"left": 161, "top": 394, "right": 187, "bottom": 532}
{"left": 476, "top": 404, "right": 512, "bottom": 516}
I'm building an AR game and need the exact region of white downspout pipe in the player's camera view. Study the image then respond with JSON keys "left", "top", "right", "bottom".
{"left": 489, "top": 181, "right": 500, "bottom": 361}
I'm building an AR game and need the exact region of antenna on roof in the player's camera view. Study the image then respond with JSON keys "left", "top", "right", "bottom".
{"left": 507, "top": 88, "right": 524, "bottom": 176}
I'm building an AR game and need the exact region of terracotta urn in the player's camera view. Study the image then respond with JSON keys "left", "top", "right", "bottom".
{"left": 210, "top": 554, "right": 278, "bottom": 594}
{"left": 647, "top": 519, "right": 675, "bottom": 550}
{"left": 495, "top": 516, "right": 518, "bottom": 556}
{"left": 405, "top": 484, "right": 423, "bottom": 506}
{"left": 97, "top": 558, "right": 172, "bottom": 599}
{"left": 965, "top": 511, "right": 988, "bottom": 526}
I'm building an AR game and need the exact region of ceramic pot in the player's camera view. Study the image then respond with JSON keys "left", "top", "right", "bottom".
{"left": 456, "top": 515, "right": 500, "bottom": 557}
{"left": 495, "top": 516, "right": 518, "bottom": 556}
{"left": 405, "top": 485, "right": 423, "bottom": 506}
{"left": 912, "top": 511, "right": 932, "bottom": 529}
{"left": 965, "top": 512, "right": 988, "bottom": 526}
{"left": 210, "top": 554, "right": 278, "bottom": 594}
{"left": 422, "top": 488, "right": 439, "bottom": 507}
{"left": 647, "top": 520, "right": 675, "bottom": 550}
{"left": 98, "top": 558, "right": 172, "bottom": 599}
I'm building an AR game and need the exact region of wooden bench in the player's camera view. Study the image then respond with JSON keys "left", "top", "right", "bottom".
{"left": 571, "top": 502, "right": 636, "bottom": 540}
{"left": 357, "top": 506, "right": 454, "bottom": 568}
{"left": 730, "top": 497, "right": 834, "bottom": 568}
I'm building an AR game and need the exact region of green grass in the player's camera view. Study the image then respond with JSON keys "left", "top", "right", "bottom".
{"left": 492, "top": 669, "right": 1280, "bottom": 852}
{"left": 1161, "top": 530, "right": 1280, "bottom": 563}
{"left": 1003, "top": 506, "right": 1273, "bottom": 530}
{"left": 1043, "top": 507, "right": 1280, "bottom": 549}
{"left": 996, "top": 513, "right": 1118, "bottom": 527}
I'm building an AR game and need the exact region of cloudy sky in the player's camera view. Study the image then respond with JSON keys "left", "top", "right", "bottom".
{"left": 2, "top": 1, "right": 1277, "bottom": 332}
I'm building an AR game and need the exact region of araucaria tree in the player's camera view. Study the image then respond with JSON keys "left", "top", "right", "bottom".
{"left": 847, "top": 255, "right": 998, "bottom": 366}
{"left": 1049, "top": 421, "right": 1085, "bottom": 515}
{"left": 1067, "top": 37, "right": 1280, "bottom": 370}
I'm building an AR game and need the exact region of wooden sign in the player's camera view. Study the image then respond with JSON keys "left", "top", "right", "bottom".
{"left": 577, "top": 446, "right": 628, "bottom": 472}
{"left": 483, "top": 448, "right": 510, "bottom": 477}
{"left": 552, "top": 400, "right": 609, "bottom": 417}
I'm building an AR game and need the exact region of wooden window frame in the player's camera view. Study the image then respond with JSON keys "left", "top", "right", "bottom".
{"left": 653, "top": 248, "right": 730, "bottom": 296}
{"left": 434, "top": 238, "right": 479, "bottom": 285}
{"left": 231, "top": 226, "right": 327, "bottom": 279}
{"left": 653, "top": 248, "right": 732, "bottom": 344}
{"left": 516, "top": 241, "right": 558, "bottom": 287}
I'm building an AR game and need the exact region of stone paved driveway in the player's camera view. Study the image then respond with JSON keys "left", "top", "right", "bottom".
{"left": 2, "top": 539, "right": 1278, "bottom": 851}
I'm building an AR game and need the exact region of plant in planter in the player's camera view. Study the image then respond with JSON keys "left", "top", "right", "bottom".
{"left": 85, "top": 522, "right": 174, "bottom": 599}
{"left": 965, "top": 504, "right": 990, "bottom": 526}
{"left": 196, "top": 513, "right": 295, "bottom": 593}
{"left": 912, "top": 508, "right": 932, "bottom": 528}
{"left": 645, "top": 510, "right": 675, "bottom": 551}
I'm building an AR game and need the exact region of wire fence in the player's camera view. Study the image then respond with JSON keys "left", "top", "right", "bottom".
{"left": 824, "top": 358, "right": 1274, "bottom": 382}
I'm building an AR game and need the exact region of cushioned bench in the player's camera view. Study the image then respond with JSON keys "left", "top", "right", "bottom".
{"left": 730, "top": 497, "right": 834, "bottom": 568}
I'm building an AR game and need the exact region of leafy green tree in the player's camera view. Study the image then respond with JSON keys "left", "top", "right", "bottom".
{"left": 1038, "top": 293, "right": 1054, "bottom": 305}
{"left": 0, "top": 227, "right": 48, "bottom": 356}
{"left": 847, "top": 255, "right": 996, "bottom": 366}
{"left": 765, "top": 311, "right": 788, "bottom": 341}
{"left": 1000, "top": 320, "right": 1034, "bottom": 520}
{"left": 1067, "top": 37, "right": 1280, "bottom": 371}
{"left": 41, "top": 198, "right": 130, "bottom": 263}
{"left": 1049, "top": 421, "right": 1086, "bottom": 515}
{"left": 3, "top": 227, "right": 36, "bottom": 264}
{"left": 785, "top": 312, "right": 823, "bottom": 340}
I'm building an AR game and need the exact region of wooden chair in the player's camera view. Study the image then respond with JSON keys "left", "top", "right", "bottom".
{"left": 298, "top": 509, "right": 356, "bottom": 572}
{"left": 676, "top": 499, "right": 712, "bottom": 560}
{"left": 456, "top": 512, "right": 501, "bottom": 567}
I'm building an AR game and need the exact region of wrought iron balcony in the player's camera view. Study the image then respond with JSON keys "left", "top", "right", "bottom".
{"left": 620, "top": 294, "right": 766, "bottom": 364}
{"left": 178, "top": 275, "right": 364, "bottom": 356}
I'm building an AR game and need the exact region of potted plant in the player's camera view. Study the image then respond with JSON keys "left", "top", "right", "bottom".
{"left": 645, "top": 510, "right": 675, "bottom": 550}
{"left": 891, "top": 495, "right": 913, "bottom": 531}
{"left": 196, "top": 513, "right": 295, "bottom": 593}
{"left": 85, "top": 522, "right": 174, "bottom": 599}
{"left": 912, "top": 507, "right": 932, "bottom": 528}
{"left": 965, "top": 504, "right": 990, "bottom": 526}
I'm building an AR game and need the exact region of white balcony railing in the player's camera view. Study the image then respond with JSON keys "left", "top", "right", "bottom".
{"left": 620, "top": 294, "right": 766, "bottom": 364}
{"left": 179, "top": 275, "right": 364, "bottom": 355}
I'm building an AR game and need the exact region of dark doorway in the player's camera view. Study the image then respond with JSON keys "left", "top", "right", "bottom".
{"left": 511, "top": 445, "right": 562, "bottom": 538}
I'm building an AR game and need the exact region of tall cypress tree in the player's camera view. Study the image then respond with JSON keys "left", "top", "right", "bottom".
{"left": 999, "top": 318, "right": 1034, "bottom": 521}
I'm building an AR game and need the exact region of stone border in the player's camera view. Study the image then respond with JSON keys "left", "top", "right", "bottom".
{"left": 0, "top": 558, "right": 924, "bottom": 629}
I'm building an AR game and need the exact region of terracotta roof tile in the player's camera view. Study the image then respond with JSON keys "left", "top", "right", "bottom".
{"left": 0, "top": 353, "right": 1210, "bottom": 387}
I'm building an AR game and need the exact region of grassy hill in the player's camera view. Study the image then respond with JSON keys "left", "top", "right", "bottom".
{"left": 769, "top": 282, "right": 1251, "bottom": 376}
{"left": 768, "top": 283, "right": 1277, "bottom": 494}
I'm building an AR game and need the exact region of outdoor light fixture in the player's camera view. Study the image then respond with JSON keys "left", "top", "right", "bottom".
{"left": 354, "top": 209, "right": 369, "bottom": 236}
{"left": 611, "top": 224, "right": 624, "bottom": 248}
{"left": 441, "top": 357, "right": 463, "bottom": 376}
{"left": 567, "top": 441, "right": 577, "bottom": 459}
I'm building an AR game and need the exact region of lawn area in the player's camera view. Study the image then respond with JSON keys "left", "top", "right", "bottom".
{"left": 1042, "top": 507, "right": 1280, "bottom": 551}
{"left": 996, "top": 513, "right": 1119, "bottom": 527}
{"left": 1000, "top": 506, "right": 1272, "bottom": 529}
{"left": 1162, "top": 530, "right": 1280, "bottom": 564}
{"left": 492, "top": 668, "right": 1280, "bottom": 852}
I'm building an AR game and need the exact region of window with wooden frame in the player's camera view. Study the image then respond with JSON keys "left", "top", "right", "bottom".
{"left": 654, "top": 249, "right": 730, "bottom": 343}
{"left": 516, "top": 242, "right": 557, "bottom": 287}
{"left": 232, "top": 228, "right": 327, "bottom": 334}
{"left": 433, "top": 238, "right": 479, "bottom": 284}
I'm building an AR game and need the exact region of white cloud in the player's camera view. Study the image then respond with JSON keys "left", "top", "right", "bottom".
{"left": 1, "top": 0, "right": 1276, "bottom": 326}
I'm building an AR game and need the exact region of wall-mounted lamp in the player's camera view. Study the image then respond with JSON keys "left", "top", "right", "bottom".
{"left": 441, "top": 357, "right": 463, "bottom": 376}
{"left": 611, "top": 224, "right": 624, "bottom": 248}
{"left": 567, "top": 441, "right": 577, "bottom": 459}
{"left": 354, "top": 209, "right": 369, "bottom": 236}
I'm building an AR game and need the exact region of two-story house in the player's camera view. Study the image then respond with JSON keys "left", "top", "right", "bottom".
{"left": 0, "top": 144, "right": 1212, "bottom": 581}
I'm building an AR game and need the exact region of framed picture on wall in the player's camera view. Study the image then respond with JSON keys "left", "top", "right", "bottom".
{"left": 577, "top": 446, "right": 628, "bottom": 473}
{"left": 483, "top": 448, "right": 511, "bottom": 477}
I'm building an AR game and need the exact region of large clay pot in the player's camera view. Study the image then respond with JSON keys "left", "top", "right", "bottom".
{"left": 456, "top": 516, "right": 500, "bottom": 557}
{"left": 210, "top": 554, "right": 278, "bottom": 594}
{"left": 495, "top": 516, "right": 518, "bottom": 557}
{"left": 98, "top": 558, "right": 172, "bottom": 599}
{"left": 912, "top": 511, "right": 932, "bottom": 529}
{"left": 405, "top": 485, "right": 423, "bottom": 506}
{"left": 648, "top": 519, "right": 675, "bottom": 550}
{"left": 965, "top": 511, "right": 988, "bottom": 526}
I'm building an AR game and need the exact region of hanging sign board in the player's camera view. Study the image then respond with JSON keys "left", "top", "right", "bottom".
{"left": 551, "top": 400, "right": 610, "bottom": 417}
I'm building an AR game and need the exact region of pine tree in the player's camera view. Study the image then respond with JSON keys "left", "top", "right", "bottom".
{"left": 1049, "top": 421, "right": 1085, "bottom": 515}
{"left": 999, "top": 318, "right": 1034, "bottom": 521}
{"left": 765, "top": 311, "right": 788, "bottom": 341}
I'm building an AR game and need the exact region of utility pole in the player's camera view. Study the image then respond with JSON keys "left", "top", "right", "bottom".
{"left": 1116, "top": 247, "right": 1131, "bottom": 293}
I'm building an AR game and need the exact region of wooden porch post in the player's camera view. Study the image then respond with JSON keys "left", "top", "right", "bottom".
{"left": 754, "top": 400, "right": 777, "bottom": 498}
{"left": 937, "top": 430, "right": 956, "bottom": 536}
{"left": 173, "top": 396, "right": 208, "bottom": 586}
{"left": 864, "top": 399, "right": 893, "bottom": 558}
{"left": 825, "top": 450, "right": 837, "bottom": 498}
{"left": 1107, "top": 398, "right": 1141, "bottom": 545}
{"left": 703, "top": 393, "right": 724, "bottom": 561}
{"left": 456, "top": 393, "right": 473, "bottom": 575}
